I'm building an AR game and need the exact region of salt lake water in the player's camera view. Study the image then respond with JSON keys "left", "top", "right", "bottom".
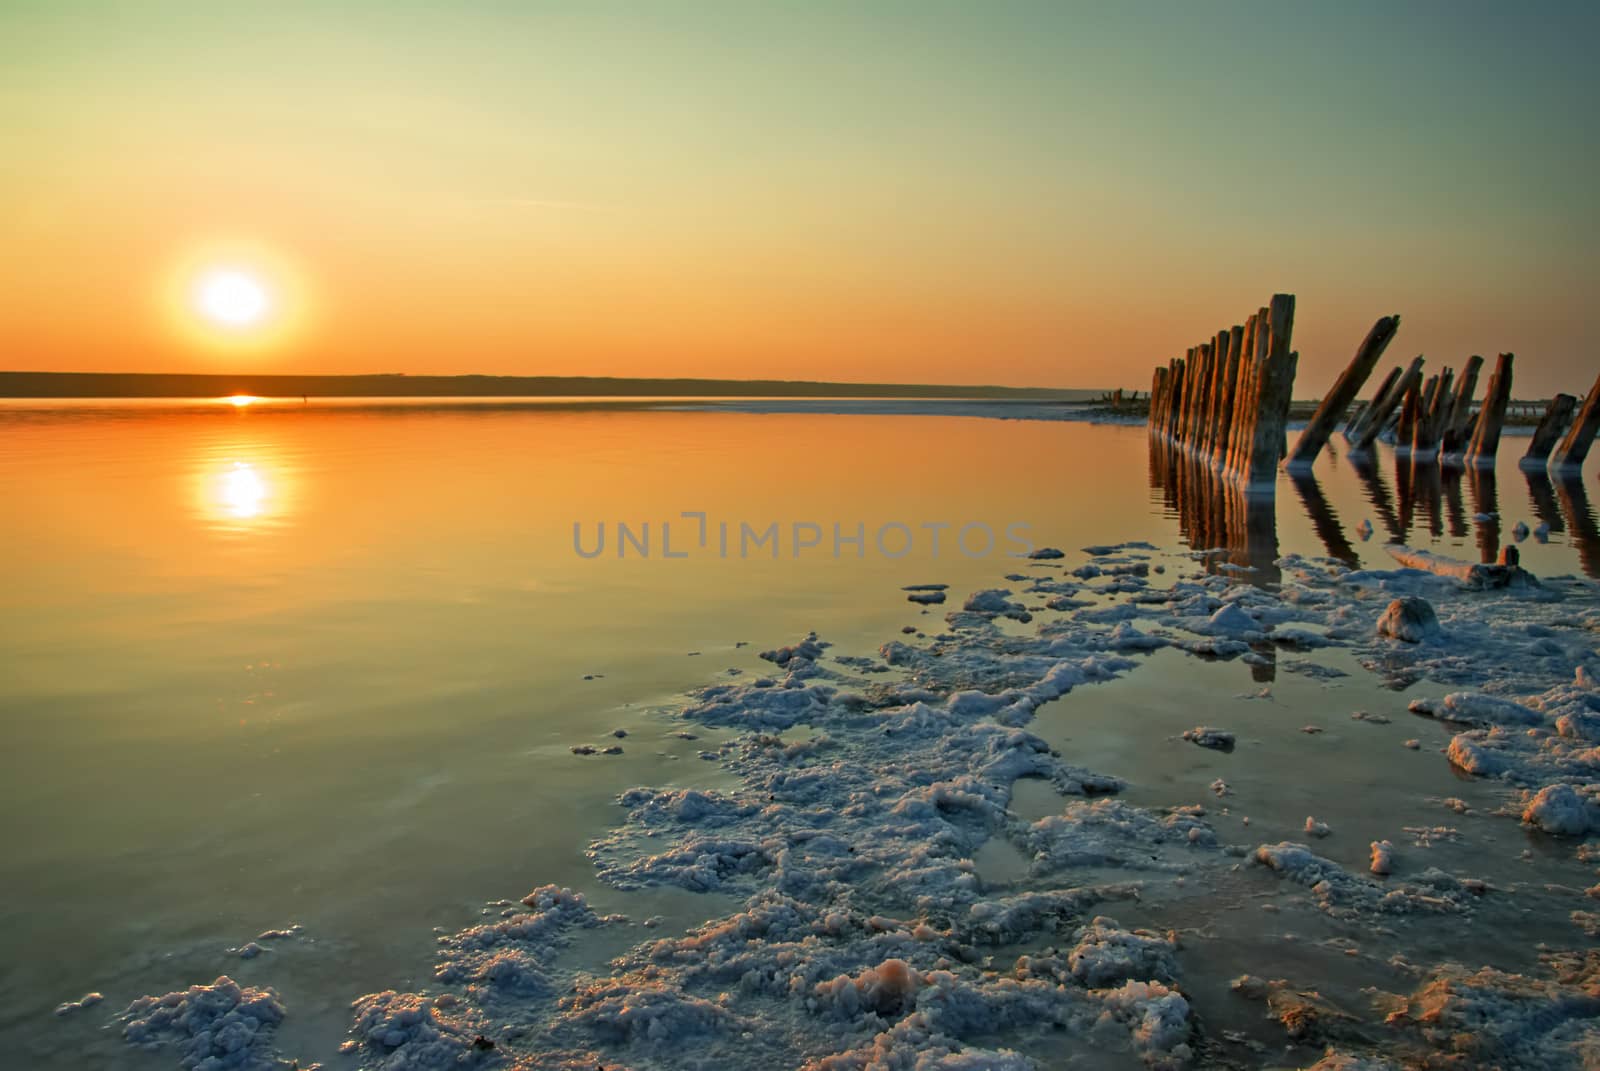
{"left": 1, "top": 398, "right": 1596, "bottom": 1067}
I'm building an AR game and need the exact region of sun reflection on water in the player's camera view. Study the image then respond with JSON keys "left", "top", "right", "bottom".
{"left": 197, "top": 452, "right": 289, "bottom": 529}
{"left": 221, "top": 462, "right": 268, "bottom": 518}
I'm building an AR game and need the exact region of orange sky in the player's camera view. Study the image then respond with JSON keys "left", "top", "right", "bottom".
{"left": 1, "top": 3, "right": 1595, "bottom": 394}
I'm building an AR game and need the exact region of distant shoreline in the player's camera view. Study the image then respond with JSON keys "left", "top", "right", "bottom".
{"left": 0, "top": 370, "right": 1090, "bottom": 401}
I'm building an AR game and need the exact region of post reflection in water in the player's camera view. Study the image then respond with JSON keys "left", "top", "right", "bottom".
{"left": 1350, "top": 454, "right": 1405, "bottom": 544}
{"left": 1287, "top": 472, "right": 1360, "bottom": 568}
{"left": 1549, "top": 474, "right": 1600, "bottom": 578}
{"left": 1441, "top": 466, "right": 1470, "bottom": 540}
{"left": 1409, "top": 459, "right": 1445, "bottom": 540}
{"left": 1467, "top": 466, "right": 1500, "bottom": 564}
{"left": 1523, "top": 471, "right": 1567, "bottom": 539}
{"left": 1148, "top": 443, "right": 1281, "bottom": 587}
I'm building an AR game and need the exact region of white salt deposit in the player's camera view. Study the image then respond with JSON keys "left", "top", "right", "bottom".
{"left": 112, "top": 541, "right": 1600, "bottom": 1071}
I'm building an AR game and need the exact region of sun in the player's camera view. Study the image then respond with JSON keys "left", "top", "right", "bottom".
{"left": 194, "top": 268, "right": 271, "bottom": 329}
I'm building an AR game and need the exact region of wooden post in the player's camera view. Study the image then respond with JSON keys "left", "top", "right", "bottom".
{"left": 1243, "top": 294, "right": 1296, "bottom": 489}
{"left": 1550, "top": 371, "right": 1600, "bottom": 471}
{"left": 1198, "top": 329, "right": 1227, "bottom": 455}
{"left": 1211, "top": 324, "right": 1244, "bottom": 463}
{"left": 1413, "top": 367, "right": 1454, "bottom": 461}
{"left": 1343, "top": 365, "right": 1399, "bottom": 442}
{"left": 1441, "top": 354, "right": 1485, "bottom": 458}
{"left": 1350, "top": 357, "right": 1423, "bottom": 455}
{"left": 1171, "top": 361, "right": 1184, "bottom": 441}
{"left": 1285, "top": 313, "right": 1400, "bottom": 473}
{"left": 1177, "top": 348, "right": 1198, "bottom": 446}
{"left": 1224, "top": 308, "right": 1268, "bottom": 478}
{"left": 1190, "top": 340, "right": 1209, "bottom": 445}
{"left": 1522, "top": 393, "right": 1578, "bottom": 470}
{"left": 1465, "top": 353, "right": 1514, "bottom": 468}
{"left": 1394, "top": 377, "right": 1423, "bottom": 457}
{"left": 1149, "top": 368, "right": 1166, "bottom": 435}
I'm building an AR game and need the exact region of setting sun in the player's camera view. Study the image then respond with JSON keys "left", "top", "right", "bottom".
{"left": 195, "top": 269, "right": 270, "bottom": 329}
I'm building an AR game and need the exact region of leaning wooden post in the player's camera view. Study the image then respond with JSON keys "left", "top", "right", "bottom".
{"left": 1351, "top": 356, "right": 1423, "bottom": 449}
{"left": 1465, "top": 353, "right": 1514, "bottom": 468}
{"left": 1550, "top": 371, "right": 1600, "bottom": 471}
{"left": 1441, "top": 354, "right": 1485, "bottom": 458}
{"left": 1413, "top": 367, "right": 1454, "bottom": 461}
{"left": 1343, "top": 365, "right": 1400, "bottom": 443}
{"left": 1522, "top": 393, "right": 1578, "bottom": 470}
{"left": 1242, "top": 294, "right": 1296, "bottom": 489}
{"left": 1350, "top": 357, "right": 1424, "bottom": 456}
{"left": 1394, "top": 378, "right": 1424, "bottom": 457}
{"left": 1285, "top": 313, "right": 1399, "bottom": 473}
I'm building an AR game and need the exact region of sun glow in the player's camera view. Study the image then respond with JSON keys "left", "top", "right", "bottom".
{"left": 195, "top": 269, "right": 270, "bottom": 329}
{"left": 166, "top": 241, "right": 309, "bottom": 355}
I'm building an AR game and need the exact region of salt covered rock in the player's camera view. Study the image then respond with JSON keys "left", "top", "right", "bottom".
{"left": 1205, "top": 602, "right": 1257, "bottom": 636}
{"left": 1369, "top": 840, "right": 1394, "bottom": 875}
{"left": 1304, "top": 816, "right": 1331, "bottom": 839}
{"left": 1520, "top": 784, "right": 1600, "bottom": 837}
{"left": 1375, "top": 596, "right": 1440, "bottom": 643}
{"left": 1066, "top": 916, "right": 1177, "bottom": 987}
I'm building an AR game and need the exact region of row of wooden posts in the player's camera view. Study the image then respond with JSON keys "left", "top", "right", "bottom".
{"left": 1148, "top": 292, "right": 1600, "bottom": 489}
{"left": 1148, "top": 293, "right": 1299, "bottom": 489}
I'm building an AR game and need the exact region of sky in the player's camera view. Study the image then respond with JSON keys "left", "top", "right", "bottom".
{"left": 1, "top": 1, "right": 1595, "bottom": 394}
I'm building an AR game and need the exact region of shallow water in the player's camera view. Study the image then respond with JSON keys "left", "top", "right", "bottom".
{"left": 0, "top": 399, "right": 1595, "bottom": 1066}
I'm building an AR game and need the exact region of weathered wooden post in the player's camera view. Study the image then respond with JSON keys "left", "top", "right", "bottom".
{"left": 1412, "top": 367, "right": 1454, "bottom": 461}
{"left": 1178, "top": 349, "right": 1200, "bottom": 445}
{"left": 1285, "top": 314, "right": 1400, "bottom": 473}
{"left": 1343, "top": 366, "right": 1400, "bottom": 443}
{"left": 1441, "top": 355, "right": 1485, "bottom": 458}
{"left": 1465, "top": 353, "right": 1514, "bottom": 468}
{"left": 1242, "top": 294, "right": 1297, "bottom": 489}
{"left": 1149, "top": 368, "right": 1167, "bottom": 436}
{"left": 1211, "top": 324, "right": 1245, "bottom": 461}
{"left": 1223, "top": 308, "right": 1268, "bottom": 479}
{"left": 1394, "top": 378, "right": 1423, "bottom": 457}
{"left": 1550, "top": 372, "right": 1600, "bottom": 472}
{"left": 1165, "top": 358, "right": 1186, "bottom": 442}
{"left": 1521, "top": 393, "right": 1578, "bottom": 470}
{"left": 1350, "top": 358, "right": 1423, "bottom": 456}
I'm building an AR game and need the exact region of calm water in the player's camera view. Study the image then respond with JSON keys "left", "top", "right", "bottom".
{"left": 1, "top": 399, "right": 1595, "bottom": 1067}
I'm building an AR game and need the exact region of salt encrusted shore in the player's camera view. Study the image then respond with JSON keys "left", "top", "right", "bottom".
{"left": 112, "top": 543, "right": 1600, "bottom": 1070}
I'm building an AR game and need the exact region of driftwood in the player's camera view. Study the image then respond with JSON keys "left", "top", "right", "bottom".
{"left": 1550, "top": 371, "right": 1600, "bottom": 471}
{"left": 1521, "top": 393, "right": 1578, "bottom": 470}
{"left": 1285, "top": 314, "right": 1399, "bottom": 473}
{"left": 1465, "top": 353, "right": 1514, "bottom": 468}
{"left": 1385, "top": 543, "right": 1536, "bottom": 590}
